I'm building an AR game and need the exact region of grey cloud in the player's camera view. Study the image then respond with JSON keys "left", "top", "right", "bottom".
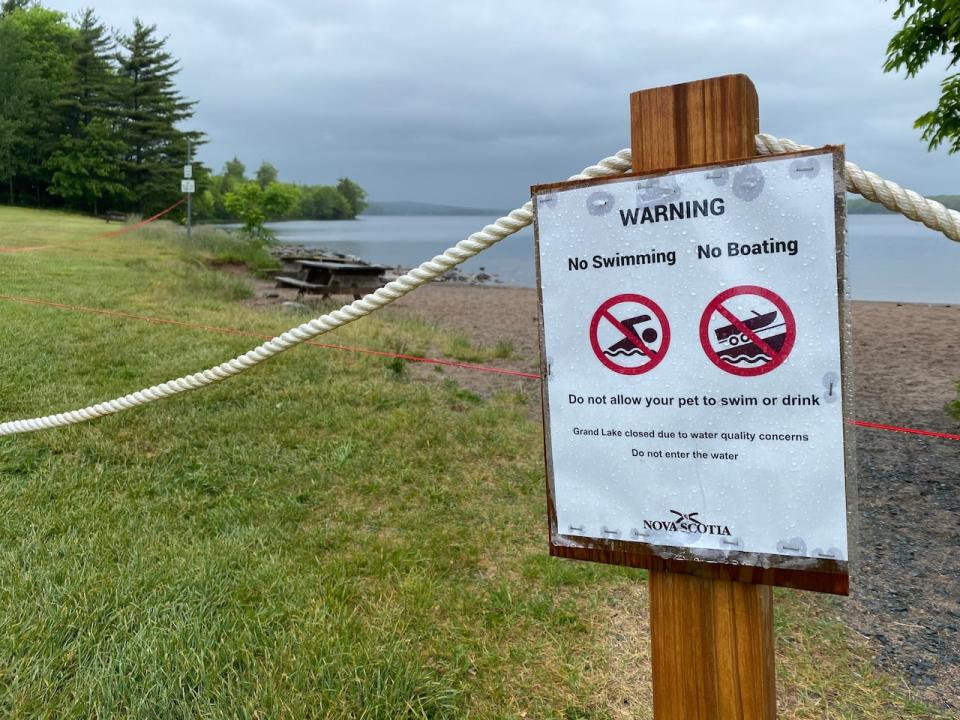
{"left": 57, "top": 0, "right": 956, "bottom": 207}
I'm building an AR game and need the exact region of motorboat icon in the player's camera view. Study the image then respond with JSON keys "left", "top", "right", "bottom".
{"left": 604, "top": 314, "right": 659, "bottom": 357}
{"left": 714, "top": 310, "right": 787, "bottom": 364}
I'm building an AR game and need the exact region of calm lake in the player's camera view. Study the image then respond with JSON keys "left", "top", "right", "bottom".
{"left": 264, "top": 214, "right": 960, "bottom": 304}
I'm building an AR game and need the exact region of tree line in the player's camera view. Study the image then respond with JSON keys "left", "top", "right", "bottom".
{"left": 0, "top": 2, "right": 201, "bottom": 215}
{"left": 0, "top": 1, "right": 367, "bottom": 224}
{"left": 210, "top": 157, "right": 367, "bottom": 239}
{"left": 202, "top": 158, "right": 367, "bottom": 229}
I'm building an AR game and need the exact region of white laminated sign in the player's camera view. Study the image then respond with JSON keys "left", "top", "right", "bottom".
{"left": 533, "top": 148, "right": 852, "bottom": 594}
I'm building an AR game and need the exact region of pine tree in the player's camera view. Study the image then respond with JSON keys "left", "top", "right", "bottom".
{"left": 60, "top": 9, "right": 114, "bottom": 134}
{"left": 48, "top": 117, "right": 131, "bottom": 214}
{"left": 114, "top": 18, "right": 202, "bottom": 214}
{"left": 42, "top": 8, "right": 122, "bottom": 213}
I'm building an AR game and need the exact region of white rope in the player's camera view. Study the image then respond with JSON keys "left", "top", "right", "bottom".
{"left": 755, "top": 134, "right": 960, "bottom": 242}
{"left": 0, "top": 149, "right": 632, "bottom": 436}
{"left": 2, "top": 135, "right": 956, "bottom": 437}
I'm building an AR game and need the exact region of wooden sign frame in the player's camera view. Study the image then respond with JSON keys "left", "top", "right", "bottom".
{"left": 532, "top": 147, "right": 853, "bottom": 596}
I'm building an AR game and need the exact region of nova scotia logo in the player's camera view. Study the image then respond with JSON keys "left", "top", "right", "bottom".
{"left": 643, "top": 509, "right": 732, "bottom": 536}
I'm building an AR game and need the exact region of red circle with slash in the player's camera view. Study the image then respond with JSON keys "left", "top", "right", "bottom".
{"left": 699, "top": 285, "right": 796, "bottom": 377}
{"left": 589, "top": 294, "right": 670, "bottom": 375}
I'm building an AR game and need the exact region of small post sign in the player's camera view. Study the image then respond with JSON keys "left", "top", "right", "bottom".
{"left": 183, "top": 164, "right": 193, "bottom": 179}
{"left": 533, "top": 147, "right": 851, "bottom": 595}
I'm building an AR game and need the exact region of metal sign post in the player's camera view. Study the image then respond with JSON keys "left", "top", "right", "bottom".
{"left": 185, "top": 140, "right": 193, "bottom": 240}
{"left": 531, "top": 75, "right": 853, "bottom": 719}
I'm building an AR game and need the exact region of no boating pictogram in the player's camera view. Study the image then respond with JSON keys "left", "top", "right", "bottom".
{"left": 699, "top": 285, "right": 796, "bottom": 376}
{"left": 589, "top": 294, "right": 670, "bottom": 375}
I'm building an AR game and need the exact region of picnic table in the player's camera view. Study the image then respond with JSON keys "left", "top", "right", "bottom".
{"left": 275, "top": 259, "right": 387, "bottom": 299}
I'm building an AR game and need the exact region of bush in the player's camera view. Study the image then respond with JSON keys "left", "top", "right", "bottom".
{"left": 129, "top": 221, "right": 279, "bottom": 275}
{"left": 185, "top": 227, "right": 279, "bottom": 275}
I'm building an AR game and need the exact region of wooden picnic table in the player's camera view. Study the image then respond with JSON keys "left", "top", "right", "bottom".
{"left": 275, "top": 259, "right": 387, "bottom": 299}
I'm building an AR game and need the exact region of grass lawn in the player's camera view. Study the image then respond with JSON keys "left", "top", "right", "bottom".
{"left": 0, "top": 207, "right": 946, "bottom": 718}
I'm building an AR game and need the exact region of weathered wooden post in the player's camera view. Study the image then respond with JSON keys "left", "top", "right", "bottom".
{"left": 531, "top": 74, "right": 850, "bottom": 720}
{"left": 632, "top": 75, "right": 775, "bottom": 720}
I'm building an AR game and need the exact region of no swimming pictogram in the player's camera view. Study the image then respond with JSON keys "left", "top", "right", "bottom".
{"left": 589, "top": 294, "right": 670, "bottom": 375}
{"left": 699, "top": 285, "right": 796, "bottom": 376}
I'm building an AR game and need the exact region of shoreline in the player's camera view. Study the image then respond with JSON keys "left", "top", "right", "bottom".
{"left": 264, "top": 238, "right": 960, "bottom": 304}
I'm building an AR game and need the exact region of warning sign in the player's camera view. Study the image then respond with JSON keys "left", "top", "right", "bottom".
{"left": 589, "top": 294, "right": 670, "bottom": 375}
{"left": 532, "top": 147, "right": 851, "bottom": 594}
{"left": 699, "top": 285, "right": 796, "bottom": 377}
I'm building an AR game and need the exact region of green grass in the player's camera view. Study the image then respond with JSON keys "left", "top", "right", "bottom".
{"left": 181, "top": 226, "right": 280, "bottom": 275}
{"left": 0, "top": 207, "right": 948, "bottom": 718}
{"left": 131, "top": 222, "right": 280, "bottom": 275}
{"left": 442, "top": 335, "right": 515, "bottom": 363}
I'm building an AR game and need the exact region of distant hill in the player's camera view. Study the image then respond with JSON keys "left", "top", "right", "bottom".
{"left": 848, "top": 194, "right": 960, "bottom": 214}
{"left": 363, "top": 201, "right": 508, "bottom": 217}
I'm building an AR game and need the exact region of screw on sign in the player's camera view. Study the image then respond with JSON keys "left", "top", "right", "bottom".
{"left": 589, "top": 294, "right": 670, "bottom": 375}
{"left": 699, "top": 285, "right": 796, "bottom": 376}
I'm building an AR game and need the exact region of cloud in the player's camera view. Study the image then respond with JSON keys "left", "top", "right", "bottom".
{"left": 58, "top": 0, "right": 956, "bottom": 205}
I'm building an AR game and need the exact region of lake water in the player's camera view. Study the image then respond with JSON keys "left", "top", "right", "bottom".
{"left": 264, "top": 214, "right": 960, "bottom": 304}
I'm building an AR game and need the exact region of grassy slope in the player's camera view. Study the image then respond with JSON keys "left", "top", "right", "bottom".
{"left": 0, "top": 207, "right": 946, "bottom": 718}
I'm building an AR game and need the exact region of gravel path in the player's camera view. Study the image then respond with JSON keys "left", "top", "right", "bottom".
{"left": 846, "top": 302, "right": 959, "bottom": 711}
{"left": 387, "top": 287, "right": 960, "bottom": 711}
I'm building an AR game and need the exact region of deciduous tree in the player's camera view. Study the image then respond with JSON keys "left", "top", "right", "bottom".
{"left": 0, "top": 6, "right": 74, "bottom": 204}
{"left": 885, "top": 0, "right": 960, "bottom": 153}
{"left": 299, "top": 185, "right": 352, "bottom": 220}
{"left": 255, "top": 161, "right": 278, "bottom": 189}
{"left": 336, "top": 177, "right": 367, "bottom": 217}
{"left": 224, "top": 181, "right": 298, "bottom": 241}
{"left": 0, "top": 19, "right": 32, "bottom": 203}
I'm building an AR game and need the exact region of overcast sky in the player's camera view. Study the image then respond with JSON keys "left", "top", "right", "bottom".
{"left": 57, "top": 0, "right": 957, "bottom": 207}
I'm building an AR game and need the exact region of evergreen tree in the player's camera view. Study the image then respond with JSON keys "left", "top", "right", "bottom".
{"left": 47, "top": 117, "right": 131, "bottom": 214}
{"left": 60, "top": 8, "right": 114, "bottom": 134}
{"left": 114, "top": 18, "right": 201, "bottom": 214}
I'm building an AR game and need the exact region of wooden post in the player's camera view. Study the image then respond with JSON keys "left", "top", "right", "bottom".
{"left": 629, "top": 75, "right": 777, "bottom": 720}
